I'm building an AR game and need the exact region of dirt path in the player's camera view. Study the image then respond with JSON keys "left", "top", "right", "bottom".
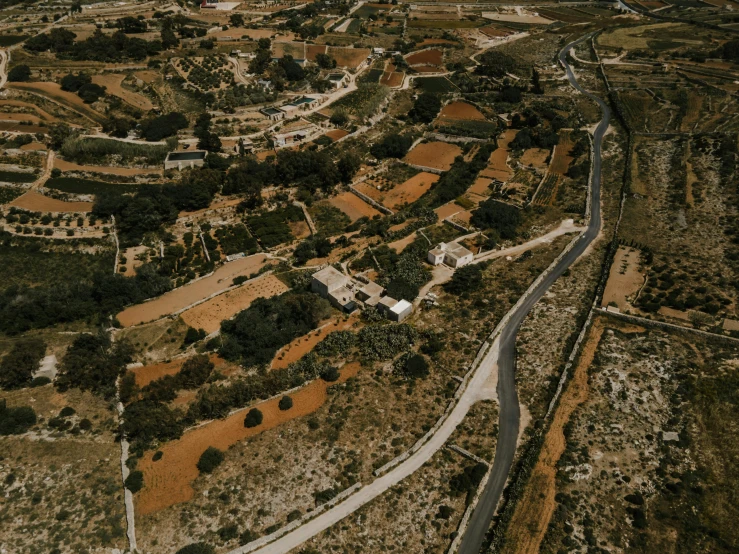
{"left": 502, "top": 318, "right": 644, "bottom": 554}
{"left": 136, "top": 361, "right": 362, "bottom": 515}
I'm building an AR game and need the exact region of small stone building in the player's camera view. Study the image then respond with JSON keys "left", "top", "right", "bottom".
{"left": 427, "top": 242, "right": 474, "bottom": 268}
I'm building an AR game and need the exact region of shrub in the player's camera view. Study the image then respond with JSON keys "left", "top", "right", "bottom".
{"left": 79, "top": 418, "right": 92, "bottom": 431}
{"left": 470, "top": 199, "right": 521, "bottom": 240}
{"left": 0, "top": 337, "right": 47, "bottom": 389}
{"left": 124, "top": 470, "right": 144, "bottom": 493}
{"left": 59, "top": 406, "right": 76, "bottom": 417}
{"left": 370, "top": 133, "right": 413, "bottom": 159}
{"left": 244, "top": 408, "right": 263, "bottom": 428}
{"left": 152, "top": 450, "right": 163, "bottom": 461}
{"left": 403, "top": 354, "right": 429, "bottom": 379}
{"left": 444, "top": 263, "right": 486, "bottom": 295}
{"left": 320, "top": 366, "right": 340, "bottom": 382}
{"left": 184, "top": 327, "right": 207, "bottom": 345}
{"left": 197, "top": 446, "right": 225, "bottom": 474}
{"left": 278, "top": 395, "right": 293, "bottom": 411}
{"left": 7, "top": 64, "right": 31, "bottom": 82}
{"left": 0, "top": 400, "right": 37, "bottom": 435}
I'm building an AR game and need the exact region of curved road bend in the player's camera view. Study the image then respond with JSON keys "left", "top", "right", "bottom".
{"left": 457, "top": 33, "right": 610, "bottom": 554}
{"left": 240, "top": 33, "right": 609, "bottom": 554}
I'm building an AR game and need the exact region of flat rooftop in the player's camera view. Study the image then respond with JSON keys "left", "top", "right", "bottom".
{"left": 166, "top": 151, "right": 206, "bottom": 161}
{"left": 261, "top": 107, "right": 285, "bottom": 115}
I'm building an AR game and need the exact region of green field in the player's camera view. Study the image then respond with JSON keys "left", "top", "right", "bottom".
{"left": 0, "top": 170, "right": 38, "bottom": 184}
{"left": 347, "top": 18, "right": 363, "bottom": 33}
{"left": 415, "top": 76, "right": 458, "bottom": 93}
{"left": 45, "top": 177, "right": 139, "bottom": 195}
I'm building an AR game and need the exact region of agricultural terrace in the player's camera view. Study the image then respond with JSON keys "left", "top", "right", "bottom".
{"left": 403, "top": 141, "right": 463, "bottom": 172}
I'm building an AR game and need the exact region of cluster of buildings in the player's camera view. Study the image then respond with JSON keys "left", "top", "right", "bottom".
{"left": 311, "top": 266, "right": 413, "bottom": 322}
{"left": 310, "top": 240, "right": 475, "bottom": 323}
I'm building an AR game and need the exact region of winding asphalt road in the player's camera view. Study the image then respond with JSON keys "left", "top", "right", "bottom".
{"left": 457, "top": 33, "right": 610, "bottom": 554}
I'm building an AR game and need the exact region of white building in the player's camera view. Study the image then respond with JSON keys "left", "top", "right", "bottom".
{"left": 311, "top": 266, "right": 356, "bottom": 313}
{"left": 428, "top": 242, "right": 474, "bottom": 268}
{"left": 377, "top": 296, "right": 412, "bottom": 322}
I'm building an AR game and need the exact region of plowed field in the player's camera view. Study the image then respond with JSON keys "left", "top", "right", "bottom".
{"left": 383, "top": 171, "right": 438, "bottom": 209}
{"left": 403, "top": 141, "right": 462, "bottom": 171}
{"left": 329, "top": 191, "right": 381, "bottom": 221}
{"left": 9, "top": 191, "right": 92, "bottom": 213}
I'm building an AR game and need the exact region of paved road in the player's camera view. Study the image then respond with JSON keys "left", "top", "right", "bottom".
{"left": 456, "top": 33, "right": 610, "bottom": 554}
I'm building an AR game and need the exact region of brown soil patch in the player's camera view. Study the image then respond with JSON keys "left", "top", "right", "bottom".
{"left": 406, "top": 49, "right": 443, "bottom": 66}
{"left": 135, "top": 361, "right": 362, "bottom": 515}
{"left": 327, "top": 46, "right": 370, "bottom": 69}
{"left": 403, "top": 141, "right": 462, "bottom": 171}
{"left": 468, "top": 177, "right": 493, "bottom": 196}
{"left": 180, "top": 273, "right": 289, "bottom": 334}
{"left": 0, "top": 121, "right": 47, "bottom": 133}
{"left": 117, "top": 254, "right": 270, "bottom": 327}
{"left": 91, "top": 74, "right": 154, "bottom": 111}
{"left": 20, "top": 142, "right": 47, "bottom": 151}
{"left": 434, "top": 202, "right": 462, "bottom": 220}
{"left": 271, "top": 314, "right": 358, "bottom": 370}
{"left": 120, "top": 244, "right": 148, "bottom": 277}
{"left": 480, "top": 129, "right": 517, "bottom": 181}
{"left": 503, "top": 318, "right": 644, "bottom": 554}
{"left": 438, "top": 101, "right": 486, "bottom": 121}
{"left": 134, "top": 70, "right": 159, "bottom": 84}
{"left": 306, "top": 43, "right": 328, "bottom": 61}
{"left": 601, "top": 246, "right": 644, "bottom": 311}
{"left": 383, "top": 171, "right": 438, "bottom": 209}
{"left": 325, "top": 129, "right": 349, "bottom": 141}
{"left": 480, "top": 26, "right": 513, "bottom": 38}
{"left": 658, "top": 306, "right": 691, "bottom": 321}
{"left": 9, "top": 191, "right": 92, "bottom": 213}
{"left": 0, "top": 112, "right": 43, "bottom": 123}
{"left": 520, "top": 148, "right": 550, "bottom": 171}
{"left": 549, "top": 130, "right": 574, "bottom": 176}
{"left": 329, "top": 191, "right": 381, "bottom": 221}
{"left": 417, "top": 38, "right": 457, "bottom": 47}
{"left": 289, "top": 220, "right": 311, "bottom": 240}
{"left": 8, "top": 82, "right": 106, "bottom": 124}
{"left": 54, "top": 158, "right": 159, "bottom": 176}
{"left": 353, "top": 181, "right": 383, "bottom": 203}
{"left": 387, "top": 231, "right": 418, "bottom": 253}
{"left": 380, "top": 71, "right": 404, "bottom": 87}
{"left": 132, "top": 353, "right": 228, "bottom": 388}
{"left": 413, "top": 65, "right": 443, "bottom": 74}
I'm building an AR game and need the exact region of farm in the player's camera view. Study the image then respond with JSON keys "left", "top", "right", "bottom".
{"left": 403, "top": 141, "right": 462, "bottom": 172}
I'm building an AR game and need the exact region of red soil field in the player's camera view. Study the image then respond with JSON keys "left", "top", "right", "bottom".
{"left": 383, "top": 171, "right": 439, "bottom": 209}
{"left": 438, "top": 101, "right": 486, "bottom": 121}
{"left": 327, "top": 46, "right": 371, "bottom": 68}
{"left": 329, "top": 191, "right": 381, "bottom": 221}
{"left": 179, "top": 273, "right": 288, "bottom": 334}
{"left": 435, "top": 202, "right": 463, "bottom": 220}
{"left": 271, "top": 314, "right": 358, "bottom": 370}
{"left": 353, "top": 181, "right": 383, "bottom": 203}
{"left": 406, "top": 49, "right": 443, "bottom": 66}
{"left": 132, "top": 354, "right": 229, "bottom": 388}
{"left": 10, "top": 191, "right": 92, "bottom": 213}
{"left": 306, "top": 43, "right": 328, "bottom": 61}
{"left": 117, "top": 254, "right": 270, "bottom": 327}
{"left": 325, "top": 128, "right": 349, "bottom": 141}
{"left": 8, "top": 82, "right": 106, "bottom": 124}
{"left": 403, "top": 141, "right": 462, "bottom": 171}
{"left": 135, "top": 361, "right": 362, "bottom": 515}
{"left": 380, "top": 71, "right": 404, "bottom": 87}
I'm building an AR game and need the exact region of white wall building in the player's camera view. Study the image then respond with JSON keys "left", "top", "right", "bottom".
{"left": 427, "top": 242, "right": 474, "bottom": 268}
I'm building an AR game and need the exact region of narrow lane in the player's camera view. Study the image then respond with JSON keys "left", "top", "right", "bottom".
{"left": 457, "top": 33, "right": 610, "bottom": 553}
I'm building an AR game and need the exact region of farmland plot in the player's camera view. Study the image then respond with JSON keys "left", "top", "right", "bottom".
{"left": 403, "top": 141, "right": 462, "bottom": 172}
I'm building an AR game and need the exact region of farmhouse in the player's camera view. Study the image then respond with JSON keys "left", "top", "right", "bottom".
{"left": 327, "top": 73, "right": 347, "bottom": 89}
{"left": 164, "top": 150, "right": 207, "bottom": 171}
{"left": 273, "top": 120, "right": 315, "bottom": 147}
{"left": 356, "top": 280, "right": 384, "bottom": 306}
{"left": 377, "top": 296, "right": 413, "bottom": 322}
{"left": 428, "top": 242, "right": 474, "bottom": 268}
{"left": 311, "top": 266, "right": 356, "bottom": 313}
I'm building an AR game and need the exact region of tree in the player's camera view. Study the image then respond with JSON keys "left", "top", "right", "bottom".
{"left": 124, "top": 470, "right": 144, "bottom": 493}
{"left": 370, "top": 134, "right": 413, "bottom": 159}
{"left": 403, "top": 353, "right": 429, "bottom": 379}
{"left": 316, "top": 53, "right": 336, "bottom": 69}
{"left": 320, "top": 366, "right": 340, "bottom": 382}
{"left": 56, "top": 333, "right": 133, "bottom": 400}
{"left": 229, "top": 13, "right": 244, "bottom": 27}
{"left": 531, "top": 68, "right": 543, "bottom": 94}
{"left": 337, "top": 152, "right": 360, "bottom": 183}
{"left": 244, "top": 408, "right": 263, "bottom": 428}
{"left": 77, "top": 83, "right": 106, "bottom": 103}
{"left": 197, "top": 446, "right": 225, "bottom": 473}
{"left": 329, "top": 109, "right": 349, "bottom": 127}
{"left": 278, "top": 395, "right": 293, "bottom": 411}
{"left": 0, "top": 337, "right": 46, "bottom": 390}
{"left": 48, "top": 122, "right": 77, "bottom": 149}
{"left": 197, "top": 132, "right": 222, "bottom": 153}
{"left": 7, "top": 65, "right": 31, "bottom": 82}
{"left": 161, "top": 27, "right": 179, "bottom": 49}
{"left": 475, "top": 50, "right": 516, "bottom": 78}
{"left": 470, "top": 199, "right": 521, "bottom": 240}
{"left": 410, "top": 93, "right": 441, "bottom": 124}
{"left": 178, "top": 354, "right": 214, "bottom": 389}
{"left": 0, "top": 400, "right": 37, "bottom": 435}
{"left": 444, "top": 264, "right": 485, "bottom": 295}
{"left": 184, "top": 327, "right": 207, "bottom": 345}
{"left": 139, "top": 112, "right": 188, "bottom": 142}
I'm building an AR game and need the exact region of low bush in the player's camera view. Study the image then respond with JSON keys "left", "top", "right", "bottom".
{"left": 244, "top": 408, "right": 263, "bottom": 428}
{"left": 124, "top": 470, "right": 144, "bottom": 493}
{"left": 278, "top": 395, "right": 293, "bottom": 410}
{"left": 197, "top": 446, "right": 225, "bottom": 474}
{"left": 0, "top": 400, "right": 36, "bottom": 435}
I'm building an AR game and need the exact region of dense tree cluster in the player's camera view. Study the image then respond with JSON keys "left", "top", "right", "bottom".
{"left": 56, "top": 333, "right": 133, "bottom": 400}
{"left": 370, "top": 134, "right": 414, "bottom": 160}
{"left": 26, "top": 29, "right": 162, "bottom": 62}
{"left": 427, "top": 142, "right": 496, "bottom": 207}
{"left": 293, "top": 236, "right": 333, "bottom": 265}
{"left": 139, "top": 112, "right": 188, "bottom": 142}
{"left": 444, "top": 263, "right": 487, "bottom": 295}
{"left": 219, "top": 292, "right": 332, "bottom": 368}
{"left": 7, "top": 64, "right": 30, "bottom": 82}
{"left": 0, "top": 399, "right": 36, "bottom": 435}
{"left": 0, "top": 337, "right": 46, "bottom": 390}
{"left": 0, "top": 264, "right": 171, "bottom": 334}
{"left": 475, "top": 50, "right": 517, "bottom": 78}
{"left": 409, "top": 93, "right": 442, "bottom": 124}
{"left": 470, "top": 199, "right": 522, "bottom": 240}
